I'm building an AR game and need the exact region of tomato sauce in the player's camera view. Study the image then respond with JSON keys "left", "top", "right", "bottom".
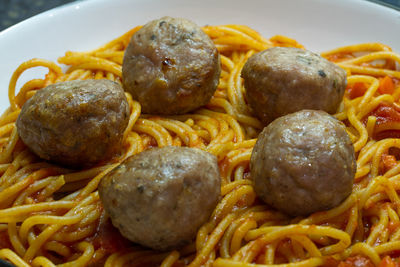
{"left": 379, "top": 256, "right": 400, "bottom": 267}
{"left": 337, "top": 255, "right": 375, "bottom": 267}
{"left": 347, "top": 82, "right": 368, "bottom": 100}
{"left": 0, "top": 230, "right": 11, "bottom": 249}
{"left": 325, "top": 52, "right": 355, "bottom": 63}
{"left": 91, "top": 218, "right": 131, "bottom": 254}
{"left": 364, "top": 103, "right": 400, "bottom": 140}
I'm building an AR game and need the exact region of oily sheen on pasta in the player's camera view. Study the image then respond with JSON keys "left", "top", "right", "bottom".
{"left": 0, "top": 21, "right": 399, "bottom": 267}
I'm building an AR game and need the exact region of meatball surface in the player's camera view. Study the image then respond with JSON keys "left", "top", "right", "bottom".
{"left": 241, "top": 47, "right": 347, "bottom": 125}
{"left": 16, "top": 79, "right": 129, "bottom": 168}
{"left": 122, "top": 16, "right": 221, "bottom": 115}
{"left": 99, "top": 146, "right": 221, "bottom": 251}
{"left": 251, "top": 110, "right": 356, "bottom": 216}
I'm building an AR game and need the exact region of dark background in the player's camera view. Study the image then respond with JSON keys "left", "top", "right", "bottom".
{"left": 0, "top": 0, "right": 399, "bottom": 32}
{"left": 0, "top": 0, "right": 77, "bottom": 31}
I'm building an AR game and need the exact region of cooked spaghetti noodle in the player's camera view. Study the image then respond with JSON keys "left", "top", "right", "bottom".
{"left": 0, "top": 23, "right": 399, "bottom": 267}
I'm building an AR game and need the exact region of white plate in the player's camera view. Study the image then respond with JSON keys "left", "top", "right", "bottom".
{"left": 0, "top": 0, "right": 399, "bottom": 112}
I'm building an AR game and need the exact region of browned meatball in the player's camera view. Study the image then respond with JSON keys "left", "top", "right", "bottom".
{"left": 251, "top": 110, "right": 356, "bottom": 216}
{"left": 16, "top": 79, "right": 129, "bottom": 168}
{"left": 99, "top": 146, "right": 221, "bottom": 251}
{"left": 122, "top": 16, "right": 220, "bottom": 115}
{"left": 241, "top": 47, "right": 347, "bottom": 125}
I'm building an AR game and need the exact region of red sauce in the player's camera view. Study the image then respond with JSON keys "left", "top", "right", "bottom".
{"left": 381, "top": 154, "right": 398, "bottom": 173}
{"left": 325, "top": 52, "right": 355, "bottom": 63}
{"left": 379, "top": 256, "right": 400, "bottom": 267}
{"left": 218, "top": 156, "right": 230, "bottom": 179}
{"left": 379, "top": 76, "right": 396, "bottom": 95}
{"left": 361, "top": 103, "right": 400, "bottom": 173}
{"left": 322, "top": 257, "right": 341, "bottom": 267}
{"left": 385, "top": 248, "right": 400, "bottom": 260}
{"left": 141, "top": 134, "right": 158, "bottom": 149}
{"left": 347, "top": 82, "right": 368, "bottom": 100}
{"left": 370, "top": 103, "right": 400, "bottom": 124}
{"left": 364, "top": 103, "right": 400, "bottom": 140}
{"left": 337, "top": 255, "right": 375, "bottom": 267}
{"left": 254, "top": 247, "right": 267, "bottom": 264}
{"left": 91, "top": 220, "right": 131, "bottom": 254}
{"left": 388, "top": 221, "right": 400, "bottom": 235}
{"left": 0, "top": 231, "right": 11, "bottom": 249}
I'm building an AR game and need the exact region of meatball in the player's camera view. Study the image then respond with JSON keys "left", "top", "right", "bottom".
{"left": 251, "top": 110, "right": 356, "bottom": 216}
{"left": 241, "top": 47, "right": 347, "bottom": 125}
{"left": 99, "top": 146, "right": 221, "bottom": 251}
{"left": 16, "top": 79, "right": 129, "bottom": 168}
{"left": 122, "top": 16, "right": 221, "bottom": 115}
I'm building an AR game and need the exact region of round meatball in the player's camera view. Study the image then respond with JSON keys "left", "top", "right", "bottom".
{"left": 251, "top": 110, "right": 356, "bottom": 216}
{"left": 99, "top": 146, "right": 221, "bottom": 251}
{"left": 16, "top": 79, "right": 129, "bottom": 168}
{"left": 241, "top": 47, "right": 347, "bottom": 125}
{"left": 122, "top": 16, "right": 221, "bottom": 115}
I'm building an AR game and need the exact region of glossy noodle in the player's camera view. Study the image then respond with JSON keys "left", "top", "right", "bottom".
{"left": 0, "top": 24, "right": 400, "bottom": 267}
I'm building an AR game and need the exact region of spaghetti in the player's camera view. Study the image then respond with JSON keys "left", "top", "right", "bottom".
{"left": 0, "top": 23, "right": 399, "bottom": 267}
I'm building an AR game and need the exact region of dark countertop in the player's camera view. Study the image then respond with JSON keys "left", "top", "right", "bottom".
{"left": 371, "top": 0, "right": 400, "bottom": 9}
{"left": 0, "top": 0, "right": 77, "bottom": 31}
{"left": 376, "top": 0, "right": 400, "bottom": 8}
{"left": 0, "top": 0, "right": 399, "bottom": 32}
